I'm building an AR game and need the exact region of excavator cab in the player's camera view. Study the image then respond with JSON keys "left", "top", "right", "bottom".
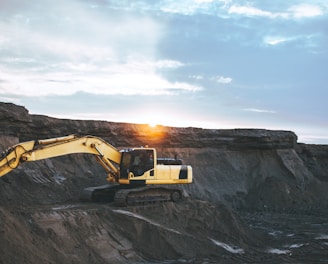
{"left": 119, "top": 148, "right": 155, "bottom": 181}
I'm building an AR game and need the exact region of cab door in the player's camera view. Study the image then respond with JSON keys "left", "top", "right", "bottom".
{"left": 120, "top": 149, "right": 155, "bottom": 180}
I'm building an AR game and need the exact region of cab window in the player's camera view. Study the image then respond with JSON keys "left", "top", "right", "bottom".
{"left": 121, "top": 150, "right": 154, "bottom": 178}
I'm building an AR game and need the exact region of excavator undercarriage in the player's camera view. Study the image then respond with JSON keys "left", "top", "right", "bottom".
{"left": 80, "top": 184, "right": 182, "bottom": 206}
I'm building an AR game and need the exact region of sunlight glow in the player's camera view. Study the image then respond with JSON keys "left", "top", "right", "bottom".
{"left": 130, "top": 112, "right": 169, "bottom": 127}
{"left": 148, "top": 122, "right": 158, "bottom": 128}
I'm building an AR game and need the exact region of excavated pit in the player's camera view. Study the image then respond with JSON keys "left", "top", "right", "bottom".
{"left": 0, "top": 102, "right": 328, "bottom": 263}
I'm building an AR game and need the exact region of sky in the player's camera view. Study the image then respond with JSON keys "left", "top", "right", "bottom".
{"left": 0, "top": 0, "right": 327, "bottom": 144}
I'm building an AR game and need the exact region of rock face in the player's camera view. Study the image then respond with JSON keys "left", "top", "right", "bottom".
{"left": 0, "top": 102, "right": 327, "bottom": 263}
{"left": 1, "top": 102, "right": 326, "bottom": 211}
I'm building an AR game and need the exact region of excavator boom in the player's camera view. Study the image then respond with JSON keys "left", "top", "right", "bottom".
{"left": 0, "top": 135, "right": 121, "bottom": 181}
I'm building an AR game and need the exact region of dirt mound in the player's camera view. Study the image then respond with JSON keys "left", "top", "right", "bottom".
{"left": 111, "top": 200, "right": 263, "bottom": 261}
{"left": 0, "top": 200, "right": 265, "bottom": 263}
{"left": 1, "top": 200, "right": 327, "bottom": 263}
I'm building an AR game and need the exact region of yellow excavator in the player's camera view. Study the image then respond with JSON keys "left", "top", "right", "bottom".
{"left": 0, "top": 134, "right": 192, "bottom": 206}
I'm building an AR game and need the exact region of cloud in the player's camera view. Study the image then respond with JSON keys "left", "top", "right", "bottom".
{"left": 152, "top": 0, "right": 326, "bottom": 20}
{"left": 194, "top": 0, "right": 213, "bottom": 3}
{"left": 228, "top": 3, "right": 325, "bottom": 19}
{"left": 0, "top": 61, "right": 202, "bottom": 96}
{"left": 243, "top": 108, "right": 276, "bottom": 114}
{"left": 262, "top": 34, "right": 323, "bottom": 51}
{"left": 289, "top": 4, "right": 324, "bottom": 18}
{"left": 264, "top": 37, "right": 288, "bottom": 46}
{"left": 212, "top": 76, "right": 232, "bottom": 84}
{"left": 158, "top": 0, "right": 230, "bottom": 16}
{"left": 0, "top": 9, "right": 162, "bottom": 62}
{"left": 0, "top": 96, "right": 21, "bottom": 104}
{"left": 154, "top": 60, "right": 184, "bottom": 69}
{"left": 263, "top": 36, "right": 293, "bottom": 46}
{"left": 0, "top": 0, "right": 203, "bottom": 97}
{"left": 228, "top": 4, "right": 286, "bottom": 18}
{"left": 189, "top": 75, "right": 203, "bottom": 80}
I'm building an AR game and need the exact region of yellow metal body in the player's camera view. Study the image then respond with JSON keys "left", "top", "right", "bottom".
{"left": 0, "top": 135, "right": 192, "bottom": 186}
{"left": 119, "top": 164, "right": 192, "bottom": 185}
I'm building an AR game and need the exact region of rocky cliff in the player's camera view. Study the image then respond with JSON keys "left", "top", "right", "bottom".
{"left": 0, "top": 102, "right": 327, "bottom": 263}
{"left": 1, "top": 102, "right": 327, "bottom": 211}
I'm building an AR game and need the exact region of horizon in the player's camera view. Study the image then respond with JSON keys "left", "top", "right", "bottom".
{"left": 0, "top": 0, "right": 327, "bottom": 144}
{"left": 3, "top": 101, "right": 324, "bottom": 146}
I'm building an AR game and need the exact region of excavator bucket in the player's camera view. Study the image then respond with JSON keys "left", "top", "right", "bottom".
{"left": 0, "top": 141, "right": 36, "bottom": 177}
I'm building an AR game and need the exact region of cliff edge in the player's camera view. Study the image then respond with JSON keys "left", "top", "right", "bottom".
{"left": 0, "top": 102, "right": 327, "bottom": 212}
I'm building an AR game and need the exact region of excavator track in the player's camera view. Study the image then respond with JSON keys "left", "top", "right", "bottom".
{"left": 80, "top": 184, "right": 182, "bottom": 206}
{"left": 80, "top": 184, "right": 122, "bottom": 203}
{"left": 114, "top": 186, "right": 182, "bottom": 207}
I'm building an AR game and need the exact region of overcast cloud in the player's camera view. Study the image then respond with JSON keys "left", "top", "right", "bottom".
{"left": 0, "top": 0, "right": 327, "bottom": 143}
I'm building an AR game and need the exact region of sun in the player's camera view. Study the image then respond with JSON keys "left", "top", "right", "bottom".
{"left": 127, "top": 109, "right": 190, "bottom": 128}
{"left": 138, "top": 113, "right": 162, "bottom": 127}
{"left": 148, "top": 122, "right": 158, "bottom": 128}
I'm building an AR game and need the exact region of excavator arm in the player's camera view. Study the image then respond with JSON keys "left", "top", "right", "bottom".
{"left": 0, "top": 135, "right": 122, "bottom": 182}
